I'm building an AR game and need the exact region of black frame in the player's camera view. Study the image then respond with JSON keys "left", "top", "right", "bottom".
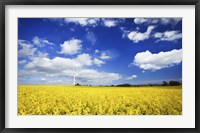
{"left": 0, "top": 0, "right": 200, "bottom": 132}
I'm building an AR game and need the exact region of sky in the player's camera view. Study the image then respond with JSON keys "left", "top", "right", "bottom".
{"left": 18, "top": 18, "right": 182, "bottom": 85}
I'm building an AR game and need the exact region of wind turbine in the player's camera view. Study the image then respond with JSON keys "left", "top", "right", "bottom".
{"left": 73, "top": 67, "right": 76, "bottom": 86}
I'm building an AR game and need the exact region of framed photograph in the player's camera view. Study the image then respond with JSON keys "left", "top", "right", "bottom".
{"left": 1, "top": 0, "right": 200, "bottom": 132}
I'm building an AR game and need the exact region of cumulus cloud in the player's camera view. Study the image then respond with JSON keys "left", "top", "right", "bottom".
{"left": 19, "top": 68, "right": 121, "bottom": 85}
{"left": 19, "top": 36, "right": 53, "bottom": 57}
{"left": 25, "top": 53, "right": 93, "bottom": 71}
{"left": 134, "top": 18, "right": 149, "bottom": 24}
{"left": 134, "top": 18, "right": 158, "bottom": 25}
{"left": 95, "top": 50, "right": 118, "bottom": 61}
{"left": 59, "top": 39, "right": 82, "bottom": 55}
{"left": 95, "top": 50, "right": 99, "bottom": 54}
{"left": 40, "top": 78, "right": 46, "bottom": 81}
{"left": 120, "top": 27, "right": 129, "bottom": 39}
{"left": 32, "top": 36, "right": 54, "bottom": 47}
{"left": 35, "top": 51, "right": 49, "bottom": 58}
{"left": 160, "top": 18, "right": 181, "bottom": 25}
{"left": 100, "top": 52, "right": 111, "bottom": 60}
{"left": 134, "top": 18, "right": 181, "bottom": 25}
{"left": 47, "top": 18, "right": 125, "bottom": 28}
{"left": 76, "top": 69, "right": 121, "bottom": 85}
{"left": 133, "top": 49, "right": 182, "bottom": 71}
{"left": 20, "top": 52, "right": 120, "bottom": 85}
{"left": 19, "top": 45, "right": 121, "bottom": 85}
{"left": 75, "top": 53, "right": 93, "bottom": 66}
{"left": 153, "top": 30, "right": 182, "bottom": 42}
{"left": 93, "top": 58, "right": 105, "bottom": 66}
{"left": 103, "top": 19, "right": 117, "bottom": 27}
{"left": 64, "top": 18, "right": 100, "bottom": 26}
{"left": 94, "top": 50, "right": 113, "bottom": 65}
{"left": 126, "top": 26, "right": 155, "bottom": 43}
{"left": 18, "top": 40, "right": 37, "bottom": 57}
{"left": 126, "top": 75, "right": 137, "bottom": 80}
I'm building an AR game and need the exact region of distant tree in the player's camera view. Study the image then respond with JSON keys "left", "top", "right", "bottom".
{"left": 111, "top": 85, "right": 115, "bottom": 87}
{"left": 162, "top": 81, "right": 168, "bottom": 86}
{"left": 148, "top": 84, "right": 153, "bottom": 87}
{"left": 169, "top": 81, "right": 181, "bottom": 86}
{"left": 116, "top": 83, "right": 131, "bottom": 87}
{"left": 75, "top": 83, "right": 81, "bottom": 86}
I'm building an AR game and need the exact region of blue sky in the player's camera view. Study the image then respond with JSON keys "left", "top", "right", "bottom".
{"left": 18, "top": 18, "right": 182, "bottom": 85}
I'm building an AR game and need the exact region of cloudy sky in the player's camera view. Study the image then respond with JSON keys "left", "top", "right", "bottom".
{"left": 18, "top": 18, "right": 182, "bottom": 85}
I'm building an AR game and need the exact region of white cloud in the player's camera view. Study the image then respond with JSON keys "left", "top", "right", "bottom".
{"left": 103, "top": 19, "right": 117, "bottom": 27}
{"left": 134, "top": 18, "right": 181, "bottom": 25}
{"left": 127, "top": 26, "right": 155, "bottom": 43}
{"left": 95, "top": 50, "right": 99, "bottom": 53}
{"left": 59, "top": 39, "right": 82, "bottom": 55}
{"left": 18, "top": 60, "right": 27, "bottom": 65}
{"left": 120, "top": 27, "right": 129, "bottom": 39}
{"left": 64, "top": 18, "right": 100, "bottom": 26}
{"left": 75, "top": 53, "right": 93, "bottom": 66}
{"left": 126, "top": 75, "right": 137, "bottom": 80}
{"left": 25, "top": 53, "right": 93, "bottom": 71}
{"left": 134, "top": 18, "right": 158, "bottom": 25}
{"left": 18, "top": 40, "right": 36, "bottom": 57}
{"left": 48, "top": 18, "right": 125, "bottom": 27}
{"left": 35, "top": 51, "right": 49, "bottom": 58}
{"left": 134, "top": 18, "right": 148, "bottom": 24}
{"left": 76, "top": 69, "right": 121, "bottom": 85}
{"left": 19, "top": 68, "right": 121, "bottom": 85}
{"left": 18, "top": 36, "right": 121, "bottom": 85}
{"left": 94, "top": 49, "right": 116, "bottom": 65}
{"left": 133, "top": 49, "right": 182, "bottom": 71}
{"left": 93, "top": 58, "right": 105, "bottom": 66}
{"left": 95, "top": 50, "right": 118, "bottom": 61}
{"left": 64, "top": 18, "right": 88, "bottom": 26}
{"left": 20, "top": 53, "right": 120, "bottom": 85}
{"left": 151, "top": 19, "right": 159, "bottom": 24}
{"left": 160, "top": 18, "right": 181, "bottom": 25}
{"left": 100, "top": 52, "right": 111, "bottom": 60}
{"left": 40, "top": 78, "right": 46, "bottom": 81}
{"left": 47, "top": 18, "right": 125, "bottom": 28}
{"left": 32, "top": 36, "right": 54, "bottom": 47}
{"left": 160, "top": 18, "right": 171, "bottom": 25}
{"left": 153, "top": 30, "right": 182, "bottom": 42}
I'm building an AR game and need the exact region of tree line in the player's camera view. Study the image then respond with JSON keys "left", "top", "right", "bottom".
{"left": 75, "top": 80, "right": 181, "bottom": 87}
{"left": 114, "top": 80, "right": 181, "bottom": 87}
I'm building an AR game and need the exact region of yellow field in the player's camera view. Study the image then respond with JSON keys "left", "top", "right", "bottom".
{"left": 18, "top": 85, "right": 182, "bottom": 115}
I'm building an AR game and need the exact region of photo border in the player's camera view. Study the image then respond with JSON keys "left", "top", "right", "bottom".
{"left": 0, "top": 0, "right": 200, "bottom": 132}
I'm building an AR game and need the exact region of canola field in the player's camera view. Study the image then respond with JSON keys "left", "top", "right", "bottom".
{"left": 18, "top": 85, "right": 182, "bottom": 115}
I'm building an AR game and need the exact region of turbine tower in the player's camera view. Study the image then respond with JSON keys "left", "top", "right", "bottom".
{"left": 73, "top": 67, "right": 76, "bottom": 86}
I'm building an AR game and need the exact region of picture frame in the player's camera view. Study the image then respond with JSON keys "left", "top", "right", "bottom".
{"left": 0, "top": 0, "right": 200, "bottom": 132}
